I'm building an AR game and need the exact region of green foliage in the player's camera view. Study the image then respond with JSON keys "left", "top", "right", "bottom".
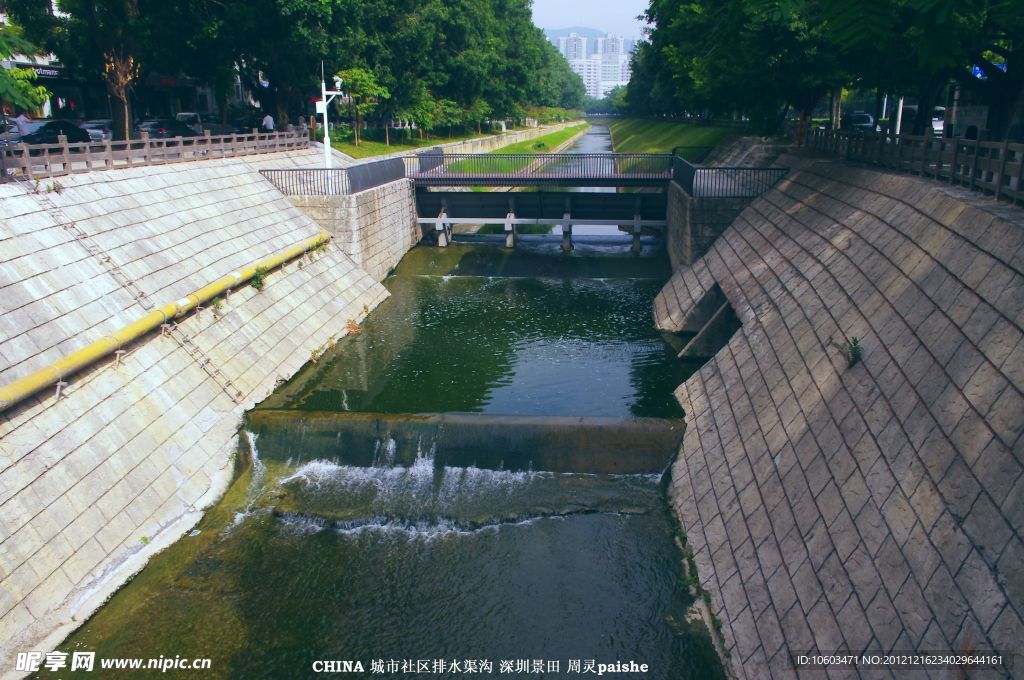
{"left": 250, "top": 265, "right": 268, "bottom": 291}
{"left": 846, "top": 335, "right": 862, "bottom": 367}
{"left": 624, "top": 0, "right": 1024, "bottom": 138}
{"left": 7, "top": 0, "right": 586, "bottom": 139}
{"left": 335, "top": 67, "right": 390, "bottom": 147}
{"left": 0, "top": 24, "right": 50, "bottom": 112}
{"left": 607, "top": 119, "right": 735, "bottom": 154}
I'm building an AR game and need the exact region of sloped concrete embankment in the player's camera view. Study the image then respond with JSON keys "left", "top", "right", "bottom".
{"left": 655, "top": 158, "right": 1023, "bottom": 677}
{"left": 0, "top": 148, "right": 400, "bottom": 667}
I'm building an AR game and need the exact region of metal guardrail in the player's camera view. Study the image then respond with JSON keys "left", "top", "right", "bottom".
{"left": 1, "top": 130, "right": 309, "bottom": 181}
{"left": 260, "top": 157, "right": 406, "bottom": 196}
{"left": 694, "top": 167, "right": 790, "bottom": 197}
{"left": 260, "top": 150, "right": 787, "bottom": 198}
{"left": 672, "top": 155, "right": 788, "bottom": 198}
{"left": 405, "top": 153, "right": 674, "bottom": 186}
{"left": 805, "top": 129, "right": 1023, "bottom": 205}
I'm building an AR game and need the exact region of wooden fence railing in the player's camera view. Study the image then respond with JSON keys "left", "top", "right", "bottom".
{"left": 0, "top": 130, "right": 309, "bottom": 181}
{"left": 805, "top": 129, "right": 1024, "bottom": 205}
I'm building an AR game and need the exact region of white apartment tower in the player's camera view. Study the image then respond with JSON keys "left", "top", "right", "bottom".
{"left": 554, "top": 31, "right": 631, "bottom": 98}
{"left": 557, "top": 33, "right": 588, "bottom": 61}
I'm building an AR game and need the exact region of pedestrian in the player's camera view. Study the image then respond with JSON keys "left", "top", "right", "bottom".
{"left": 298, "top": 117, "right": 309, "bottom": 138}
{"left": 262, "top": 111, "right": 275, "bottom": 132}
{"left": 14, "top": 110, "right": 32, "bottom": 135}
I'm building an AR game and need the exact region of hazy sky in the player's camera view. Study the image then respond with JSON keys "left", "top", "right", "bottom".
{"left": 530, "top": 0, "right": 650, "bottom": 39}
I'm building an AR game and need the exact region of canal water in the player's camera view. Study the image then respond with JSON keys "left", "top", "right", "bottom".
{"left": 51, "top": 131, "right": 724, "bottom": 679}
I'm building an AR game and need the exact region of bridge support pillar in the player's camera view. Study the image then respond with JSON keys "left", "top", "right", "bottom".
{"left": 561, "top": 212, "right": 573, "bottom": 252}
{"left": 631, "top": 213, "right": 642, "bottom": 254}
{"left": 505, "top": 211, "right": 517, "bottom": 248}
{"left": 436, "top": 210, "right": 451, "bottom": 247}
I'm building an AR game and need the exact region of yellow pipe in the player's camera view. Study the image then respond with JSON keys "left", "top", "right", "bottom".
{"left": 0, "top": 231, "right": 331, "bottom": 412}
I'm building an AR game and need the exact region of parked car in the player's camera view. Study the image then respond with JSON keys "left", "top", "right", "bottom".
{"left": 899, "top": 105, "right": 945, "bottom": 135}
{"left": 80, "top": 119, "right": 113, "bottom": 142}
{"left": 175, "top": 112, "right": 234, "bottom": 135}
{"left": 230, "top": 117, "right": 265, "bottom": 134}
{"left": 842, "top": 111, "right": 875, "bottom": 132}
{"left": 135, "top": 118, "right": 200, "bottom": 139}
{"left": 3, "top": 119, "right": 92, "bottom": 146}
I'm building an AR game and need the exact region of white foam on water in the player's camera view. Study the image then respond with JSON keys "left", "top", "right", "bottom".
{"left": 278, "top": 513, "right": 330, "bottom": 536}
{"left": 329, "top": 513, "right": 561, "bottom": 541}
{"left": 243, "top": 430, "right": 266, "bottom": 490}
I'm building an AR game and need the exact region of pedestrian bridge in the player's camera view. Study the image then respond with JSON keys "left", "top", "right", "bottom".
{"left": 405, "top": 153, "right": 673, "bottom": 188}
{"left": 259, "top": 153, "right": 788, "bottom": 250}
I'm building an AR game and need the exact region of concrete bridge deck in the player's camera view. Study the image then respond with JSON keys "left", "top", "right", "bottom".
{"left": 657, "top": 156, "right": 1023, "bottom": 677}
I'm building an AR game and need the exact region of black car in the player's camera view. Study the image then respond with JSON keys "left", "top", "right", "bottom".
{"left": 8, "top": 120, "right": 92, "bottom": 145}
{"left": 135, "top": 119, "right": 200, "bottom": 139}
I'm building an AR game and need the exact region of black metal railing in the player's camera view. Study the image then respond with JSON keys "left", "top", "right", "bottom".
{"left": 672, "top": 154, "right": 787, "bottom": 198}
{"left": 260, "top": 157, "right": 405, "bottom": 196}
{"left": 694, "top": 167, "right": 789, "bottom": 197}
{"left": 405, "top": 153, "right": 674, "bottom": 184}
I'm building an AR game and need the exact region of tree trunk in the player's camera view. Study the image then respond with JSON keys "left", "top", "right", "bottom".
{"left": 830, "top": 88, "right": 842, "bottom": 130}
{"left": 385, "top": 120, "right": 389, "bottom": 146}
{"left": 872, "top": 90, "right": 884, "bottom": 133}
{"left": 354, "top": 109, "right": 361, "bottom": 147}
{"left": 913, "top": 81, "right": 943, "bottom": 136}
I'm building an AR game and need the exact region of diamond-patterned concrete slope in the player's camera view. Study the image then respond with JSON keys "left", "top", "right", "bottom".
{"left": 656, "top": 158, "right": 1023, "bottom": 678}
{"left": 0, "top": 147, "right": 391, "bottom": 664}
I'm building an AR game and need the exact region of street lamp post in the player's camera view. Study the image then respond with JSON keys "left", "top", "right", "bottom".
{"left": 319, "top": 69, "right": 345, "bottom": 169}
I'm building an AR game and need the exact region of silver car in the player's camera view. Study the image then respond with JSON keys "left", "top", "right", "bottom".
{"left": 80, "top": 119, "right": 113, "bottom": 142}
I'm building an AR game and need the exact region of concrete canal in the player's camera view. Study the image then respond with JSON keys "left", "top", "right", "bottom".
{"left": 45, "top": 130, "right": 724, "bottom": 679}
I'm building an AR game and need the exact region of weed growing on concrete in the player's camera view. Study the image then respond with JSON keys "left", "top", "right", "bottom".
{"left": 251, "top": 265, "right": 269, "bottom": 290}
{"left": 846, "top": 336, "right": 863, "bottom": 367}
{"left": 211, "top": 296, "right": 225, "bottom": 317}
{"left": 346, "top": 319, "right": 363, "bottom": 334}
{"left": 46, "top": 181, "right": 64, "bottom": 194}
{"left": 139, "top": 535, "right": 150, "bottom": 545}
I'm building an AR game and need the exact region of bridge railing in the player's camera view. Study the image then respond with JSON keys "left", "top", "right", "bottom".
{"left": 1, "top": 130, "right": 308, "bottom": 181}
{"left": 673, "top": 155, "right": 788, "bottom": 198}
{"left": 405, "top": 153, "right": 674, "bottom": 182}
{"left": 260, "top": 157, "right": 406, "bottom": 196}
{"left": 805, "top": 128, "right": 1024, "bottom": 205}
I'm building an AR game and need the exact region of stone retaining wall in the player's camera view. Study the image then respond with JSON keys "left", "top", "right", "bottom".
{"left": 656, "top": 157, "right": 1024, "bottom": 677}
{"left": 290, "top": 179, "right": 420, "bottom": 281}
{"left": 665, "top": 180, "right": 752, "bottom": 269}
{"left": 0, "top": 148, "right": 398, "bottom": 669}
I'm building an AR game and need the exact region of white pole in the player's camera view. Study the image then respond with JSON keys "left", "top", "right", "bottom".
{"left": 322, "top": 76, "right": 332, "bottom": 169}
{"left": 895, "top": 96, "right": 905, "bottom": 136}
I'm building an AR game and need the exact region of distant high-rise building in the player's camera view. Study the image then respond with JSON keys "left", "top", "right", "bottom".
{"left": 550, "top": 30, "right": 631, "bottom": 98}
{"left": 557, "top": 33, "right": 588, "bottom": 61}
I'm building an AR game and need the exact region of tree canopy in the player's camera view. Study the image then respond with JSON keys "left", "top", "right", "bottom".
{"left": 624, "top": 0, "right": 1023, "bottom": 138}
{"left": 5, "top": 0, "right": 585, "bottom": 138}
{"left": 0, "top": 24, "right": 50, "bottom": 114}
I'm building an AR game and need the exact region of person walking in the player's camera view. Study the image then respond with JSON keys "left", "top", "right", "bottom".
{"left": 262, "top": 112, "right": 275, "bottom": 132}
{"left": 14, "top": 111, "right": 32, "bottom": 135}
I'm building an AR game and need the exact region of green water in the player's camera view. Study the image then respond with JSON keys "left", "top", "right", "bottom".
{"left": 52, "top": 239, "right": 723, "bottom": 678}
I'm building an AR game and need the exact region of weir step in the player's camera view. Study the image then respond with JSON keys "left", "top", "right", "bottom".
{"left": 246, "top": 411, "right": 686, "bottom": 474}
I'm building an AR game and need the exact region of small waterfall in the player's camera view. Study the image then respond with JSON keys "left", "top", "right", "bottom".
{"left": 269, "top": 445, "right": 661, "bottom": 541}
{"left": 243, "top": 430, "right": 266, "bottom": 489}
